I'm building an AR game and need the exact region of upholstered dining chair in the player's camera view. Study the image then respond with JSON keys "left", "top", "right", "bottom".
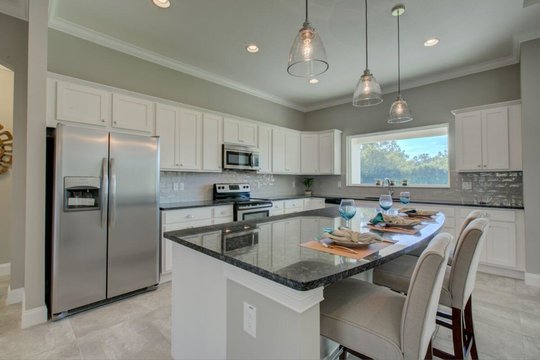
{"left": 373, "top": 218, "right": 490, "bottom": 360}
{"left": 320, "top": 233, "right": 452, "bottom": 360}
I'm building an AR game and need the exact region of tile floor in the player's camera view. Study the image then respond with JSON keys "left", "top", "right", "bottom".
{"left": 0, "top": 272, "right": 539, "bottom": 360}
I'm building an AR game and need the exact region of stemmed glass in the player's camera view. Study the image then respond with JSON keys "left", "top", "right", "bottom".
{"left": 338, "top": 199, "right": 357, "bottom": 228}
{"left": 379, "top": 194, "right": 393, "bottom": 214}
{"left": 399, "top": 192, "right": 410, "bottom": 205}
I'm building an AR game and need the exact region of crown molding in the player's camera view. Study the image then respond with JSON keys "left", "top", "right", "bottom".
{"left": 0, "top": 0, "right": 28, "bottom": 20}
{"left": 48, "top": 15, "right": 307, "bottom": 112}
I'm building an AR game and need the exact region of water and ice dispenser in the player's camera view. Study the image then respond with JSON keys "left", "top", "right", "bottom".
{"left": 63, "top": 177, "right": 101, "bottom": 211}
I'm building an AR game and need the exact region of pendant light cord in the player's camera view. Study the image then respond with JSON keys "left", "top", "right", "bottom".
{"left": 305, "top": 0, "right": 309, "bottom": 23}
{"left": 397, "top": 11, "right": 401, "bottom": 94}
{"left": 365, "top": 0, "right": 368, "bottom": 69}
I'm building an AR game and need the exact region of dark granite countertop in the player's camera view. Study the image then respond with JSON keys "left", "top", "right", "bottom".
{"left": 164, "top": 206, "right": 445, "bottom": 291}
{"left": 160, "top": 200, "right": 235, "bottom": 210}
{"left": 321, "top": 196, "right": 524, "bottom": 210}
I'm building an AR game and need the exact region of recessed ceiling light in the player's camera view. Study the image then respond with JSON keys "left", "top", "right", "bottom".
{"left": 309, "top": 78, "right": 319, "bottom": 84}
{"left": 246, "top": 44, "right": 259, "bottom": 53}
{"left": 424, "top": 38, "right": 440, "bottom": 47}
{"left": 153, "top": 0, "right": 171, "bottom": 9}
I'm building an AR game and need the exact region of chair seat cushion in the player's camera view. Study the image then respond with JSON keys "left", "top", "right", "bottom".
{"left": 320, "top": 278, "right": 406, "bottom": 360}
{"left": 373, "top": 254, "right": 418, "bottom": 294}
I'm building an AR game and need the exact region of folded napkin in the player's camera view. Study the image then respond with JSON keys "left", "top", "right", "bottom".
{"left": 322, "top": 227, "right": 383, "bottom": 244}
{"left": 370, "top": 212, "right": 385, "bottom": 225}
{"left": 398, "top": 207, "right": 438, "bottom": 217}
{"left": 369, "top": 213, "right": 421, "bottom": 226}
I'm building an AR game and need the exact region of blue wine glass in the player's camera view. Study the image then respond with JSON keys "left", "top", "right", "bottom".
{"left": 379, "top": 194, "right": 393, "bottom": 214}
{"left": 339, "top": 199, "right": 356, "bottom": 228}
{"left": 400, "top": 192, "right": 410, "bottom": 206}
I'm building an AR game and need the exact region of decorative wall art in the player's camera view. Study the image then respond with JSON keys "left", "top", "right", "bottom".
{"left": 0, "top": 123, "right": 13, "bottom": 174}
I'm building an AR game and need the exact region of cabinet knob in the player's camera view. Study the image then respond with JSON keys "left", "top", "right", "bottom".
{"left": 477, "top": 165, "right": 481, "bottom": 168}
{"left": 483, "top": 165, "right": 487, "bottom": 168}
{"left": 113, "top": 121, "right": 117, "bottom": 124}
{"left": 101, "top": 119, "right": 106, "bottom": 123}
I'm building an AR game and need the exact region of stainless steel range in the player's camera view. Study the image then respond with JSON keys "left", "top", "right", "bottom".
{"left": 213, "top": 183, "right": 272, "bottom": 221}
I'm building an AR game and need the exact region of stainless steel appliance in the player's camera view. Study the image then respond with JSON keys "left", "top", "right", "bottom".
{"left": 49, "top": 124, "right": 159, "bottom": 319}
{"left": 222, "top": 145, "right": 260, "bottom": 171}
{"left": 213, "top": 183, "right": 272, "bottom": 221}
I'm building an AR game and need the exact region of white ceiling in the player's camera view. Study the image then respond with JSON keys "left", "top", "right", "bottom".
{"left": 48, "top": 0, "right": 540, "bottom": 112}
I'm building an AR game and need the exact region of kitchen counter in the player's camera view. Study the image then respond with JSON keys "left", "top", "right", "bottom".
{"left": 322, "top": 196, "right": 524, "bottom": 210}
{"left": 164, "top": 206, "right": 444, "bottom": 291}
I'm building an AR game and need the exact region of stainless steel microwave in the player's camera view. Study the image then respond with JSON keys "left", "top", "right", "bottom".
{"left": 223, "top": 145, "right": 260, "bottom": 171}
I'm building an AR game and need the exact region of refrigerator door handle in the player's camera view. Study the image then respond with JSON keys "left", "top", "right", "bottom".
{"left": 101, "top": 158, "right": 109, "bottom": 228}
{"left": 109, "top": 157, "right": 117, "bottom": 228}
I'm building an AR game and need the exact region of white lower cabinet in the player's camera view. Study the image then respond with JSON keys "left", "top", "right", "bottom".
{"left": 304, "top": 198, "right": 326, "bottom": 210}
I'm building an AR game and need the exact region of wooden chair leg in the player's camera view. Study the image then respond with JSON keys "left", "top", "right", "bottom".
{"left": 339, "top": 346, "right": 347, "bottom": 360}
{"left": 425, "top": 340, "right": 433, "bottom": 360}
{"left": 464, "top": 297, "right": 479, "bottom": 360}
{"left": 451, "top": 307, "right": 464, "bottom": 360}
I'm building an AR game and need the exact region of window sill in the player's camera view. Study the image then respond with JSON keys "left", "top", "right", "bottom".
{"left": 346, "top": 184, "right": 451, "bottom": 189}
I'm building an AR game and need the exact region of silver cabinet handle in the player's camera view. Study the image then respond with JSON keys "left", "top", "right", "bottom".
{"left": 101, "top": 158, "right": 109, "bottom": 228}
{"left": 109, "top": 158, "right": 117, "bottom": 228}
{"left": 477, "top": 164, "right": 481, "bottom": 168}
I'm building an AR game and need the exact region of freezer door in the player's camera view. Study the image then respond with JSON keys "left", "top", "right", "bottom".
{"left": 51, "top": 125, "right": 109, "bottom": 315}
{"left": 107, "top": 132, "right": 159, "bottom": 298}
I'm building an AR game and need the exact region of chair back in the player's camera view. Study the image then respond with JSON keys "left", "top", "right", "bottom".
{"left": 448, "top": 217, "right": 489, "bottom": 309}
{"left": 401, "top": 233, "right": 452, "bottom": 360}
{"left": 451, "top": 210, "right": 487, "bottom": 260}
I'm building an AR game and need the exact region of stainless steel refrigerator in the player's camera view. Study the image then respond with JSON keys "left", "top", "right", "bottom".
{"left": 50, "top": 124, "right": 159, "bottom": 318}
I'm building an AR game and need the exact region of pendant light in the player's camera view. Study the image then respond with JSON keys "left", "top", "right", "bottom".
{"left": 388, "top": 4, "right": 413, "bottom": 123}
{"left": 287, "top": 0, "right": 329, "bottom": 78}
{"left": 352, "top": 0, "right": 382, "bottom": 107}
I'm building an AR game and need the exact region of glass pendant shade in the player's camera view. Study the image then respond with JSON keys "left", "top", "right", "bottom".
{"left": 287, "top": 22, "right": 329, "bottom": 77}
{"left": 352, "top": 69, "right": 383, "bottom": 106}
{"left": 388, "top": 95, "right": 413, "bottom": 123}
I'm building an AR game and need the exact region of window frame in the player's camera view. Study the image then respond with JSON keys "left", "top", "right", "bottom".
{"left": 346, "top": 124, "right": 450, "bottom": 188}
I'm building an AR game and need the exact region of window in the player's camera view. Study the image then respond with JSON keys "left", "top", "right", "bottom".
{"left": 347, "top": 124, "right": 449, "bottom": 187}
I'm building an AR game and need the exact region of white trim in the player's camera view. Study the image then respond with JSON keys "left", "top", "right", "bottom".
{"left": 159, "top": 272, "right": 172, "bottom": 284}
{"left": 21, "top": 305, "right": 48, "bottom": 329}
{"left": 0, "top": 0, "right": 28, "bottom": 21}
{"left": 525, "top": 273, "right": 540, "bottom": 287}
{"left": 48, "top": 16, "right": 306, "bottom": 112}
{"left": 477, "top": 264, "right": 524, "bottom": 280}
{"left": 224, "top": 264, "right": 324, "bottom": 314}
{"left": 451, "top": 99, "right": 522, "bottom": 115}
{"left": 0, "top": 262, "right": 10, "bottom": 276}
{"left": 6, "top": 286, "right": 23, "bottom": 305}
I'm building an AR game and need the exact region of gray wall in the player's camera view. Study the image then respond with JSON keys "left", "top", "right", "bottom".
{"left": 0, "top": 12, "right": 28, "bottom": 290}
{"left": 520, "top": 39, "right": 540, "bottom": 276}
{"left": 0, "top": 68, "right": 13, "bottom": 264}
{"left": 47, "top": 29, "right": 305, "bottom": 131}
{"left": 303, "top": 65, "right": 521, "bottom": 201}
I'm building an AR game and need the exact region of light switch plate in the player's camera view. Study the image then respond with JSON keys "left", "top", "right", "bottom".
{"left": 243, "top": 302, "right": 256, "bottom": 338}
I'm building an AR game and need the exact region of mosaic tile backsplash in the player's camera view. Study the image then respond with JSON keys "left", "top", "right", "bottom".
{"left": 160, "top": 171, "right": 304, "bottom": 203}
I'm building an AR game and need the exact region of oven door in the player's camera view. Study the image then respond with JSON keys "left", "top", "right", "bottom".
{"left": 236, "top": 208, "right": 270, "bottom": 221}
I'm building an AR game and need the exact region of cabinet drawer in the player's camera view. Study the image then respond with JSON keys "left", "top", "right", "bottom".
{"left": 213, "top": 217, "right": 234, "bottom": 225}
{"left": 271, "top": 201, "right": 284, "bottom": 210}
{"left": 163, "top": 208, "right": 213, "bottom": 224}
{"left": 212, "top": 205, "right": 234, "bottom": 218}
{"left": 304, "top": 198, "right": 325, "bottom": 210}
{"left": 284, "top": 199, "right": 303, "bottom": 209}
{"left": 163, "top": 218, "right": 212, "bottom": 232}
{"left": 271, "top": 209, "right": 284, "bottom": 216}
{"left": 459, "top": 208, "right": 515, "bottom": 222}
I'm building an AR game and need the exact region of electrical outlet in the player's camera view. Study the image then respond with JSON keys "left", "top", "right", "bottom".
{"left": 462, "top": 181, "right": 472, "bottom": 190}
{"left": 337, "top": 181, "right": 342, "bottom": 188}
{"left": 173, "top": 182, "right": 179, "bottom": 191}
{"left": 243, "top": 302, "right": 256, "bottom": 338}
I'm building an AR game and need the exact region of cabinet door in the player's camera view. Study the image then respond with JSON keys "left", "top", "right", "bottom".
{"left": 202, "top": 113, "right": 223, "bottom": 172}
{"left": 177, "top": 108, "right": 203, "bottom": 170}
{"left": 223, "top": 118, "right": 257, "bottom": 146}
{"left": 155, "top": 104, "right": 179, "bottom": 169}
{"left": 319, "top": 132, "right": 333, "bottom": 174}
{"left": 272, "top": 128, "right": 286, "bottom": 173}
{"left": 56, "top": 81, "right": 110, "bottom": 126}
{"left": 285, "top": 131, "right": 300, "bottom": 173}
{"left": 301, "top": 134, "right": 319, "bottom": 174}
{"left": 482, "top": 107, "right": 509, "bottom": 170}
{"left": 485, "top": 221, "right": 517, "bottom": 268}
{"left": 455, "top": 112, "right": 483, "bottom": 171}
{"left": 258, "top": 125, "right": 272, "bottom": 173}
{"left": 112, "top": 93, "right": 154, "bottom": 133}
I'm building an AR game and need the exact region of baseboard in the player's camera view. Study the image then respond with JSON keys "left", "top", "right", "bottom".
{"left": 159, "top": 272, "right": 171, "bottom": 284}
{"left": 6, "top": 286, "right": 24, "bottom": 305}
{"left": 0, "top": 262, "right": 10, "bottom": 276}
{"left": 478, "top": 264, "right": 524, "bottom": 280}
{"left": 21, "top": 305, "right": 48, "bottom": 329}
{"left": 525, "top": 272, "right": 540, "bottom": 287}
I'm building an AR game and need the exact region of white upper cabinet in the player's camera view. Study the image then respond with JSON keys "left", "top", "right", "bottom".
{"left": 155, "top": 104, "right": 180, "bottom": 169}
{"left": 223, "top": 118, "right": 258, "bottom": 147}
{"left": 301, "top": 134, "right": 319, "bottom": 174}
{"left": 258, "top": 124, "right": 272, "bottom": 173}
{"left": 56, "top": 81, "right": 110, "bottom": 127}
{"left": 454, "top": 102, "right": 521, "bottom": 172}
{"left": 177, "top": 108, "right": 203, "bottom": 171}
{"left": 272, "top": 128, "right": 300, "bottom": 174}
{"left": 112, "top": 93, "right": 154, "bottom": 133}
{"left": 202, "top": 113, "right": 223, "bottom": 172}
{"left": 301, "top": 130, "right": 342, "bottom": 175}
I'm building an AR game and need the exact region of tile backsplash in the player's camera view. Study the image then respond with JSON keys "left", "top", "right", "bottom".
{"left": 160, "top": 171, "right": 304, "bottom": 203}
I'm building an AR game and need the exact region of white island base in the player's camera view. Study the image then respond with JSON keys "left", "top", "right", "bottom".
{"left": 171, "top": 242, "right": 340, "bottom": 360}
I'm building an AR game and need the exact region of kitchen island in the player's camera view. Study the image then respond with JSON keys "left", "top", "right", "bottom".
{"left": 164, "top": 206, "right": 445, "bottom": 360}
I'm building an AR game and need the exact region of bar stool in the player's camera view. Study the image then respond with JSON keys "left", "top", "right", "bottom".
{"left": 320, "top": 233, "right": 452, "bottom": 360}
{"left": 373, "top": 218, "right": 490, "bottom": 359}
